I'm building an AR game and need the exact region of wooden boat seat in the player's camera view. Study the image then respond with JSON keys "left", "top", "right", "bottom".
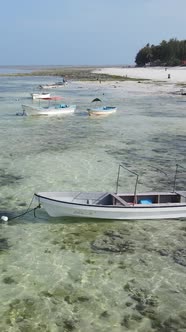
{"left": 111, "top": 193, "right": 130, "bottom": 206}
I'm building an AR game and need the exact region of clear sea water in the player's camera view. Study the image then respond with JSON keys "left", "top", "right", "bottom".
{"left": 0, "top": 73, "right": 186, "bottom": 331}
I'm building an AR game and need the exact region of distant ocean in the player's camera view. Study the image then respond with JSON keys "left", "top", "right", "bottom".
{"left": 0, "top": 66, "right": 34, "bottom": 74}
{"left": 0, "top": 65, "right": 81, "bottom": 74}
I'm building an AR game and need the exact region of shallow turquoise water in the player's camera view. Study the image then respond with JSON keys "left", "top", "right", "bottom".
{"left": 0, "top": 75, "right": 186, "bottom": 331}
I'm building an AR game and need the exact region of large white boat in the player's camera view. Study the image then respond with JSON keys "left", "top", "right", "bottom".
{"left": 21, "top": 103, "right": 76, "bottom": 116}
{"left": 35, "top": 191, "right": 186, "bottom": 220}
{"left": 34, "top": 164, "right": 186, "bottom": 220}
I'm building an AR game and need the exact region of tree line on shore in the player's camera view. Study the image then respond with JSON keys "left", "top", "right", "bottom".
{"left": 135, "top": 38, "right": 186, "bottom": 67}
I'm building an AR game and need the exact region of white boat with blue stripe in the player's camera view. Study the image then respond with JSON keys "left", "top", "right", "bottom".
{"left": 87, "top": 98, "right": 117, "bottom": 116}
{"left": 88, "top": 106, "right": 117, "bottom": 116}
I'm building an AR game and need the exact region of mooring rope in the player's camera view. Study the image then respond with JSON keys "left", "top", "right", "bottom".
{"left": 1, "top": 195, "right": 41, "bottom": 222}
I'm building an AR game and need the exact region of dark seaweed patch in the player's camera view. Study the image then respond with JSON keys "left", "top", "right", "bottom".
{"left": 172, "top": 248, "right": 186, "bottom": 267}
{"left": 0, "top": 238, "right": 10, "bottom": 251}
{"left": 3, "top": 276, "right": 16, "bottom": 284}
{"left": 91, "top": 230, "right": 136, "bottom": 253}
{"left": 0, "top": 169, "right": 23, "bottom": 186}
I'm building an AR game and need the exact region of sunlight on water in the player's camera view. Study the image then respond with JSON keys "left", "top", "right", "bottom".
{"left": 0, "top": 75, "right": 186, "bottom": 331}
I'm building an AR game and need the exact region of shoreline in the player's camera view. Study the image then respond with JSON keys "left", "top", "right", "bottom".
{"left": 0, "top": 65, "right": 186, "bottom": 85}
{"left": 93, "top": 66, "right": 186, "bottom": 84}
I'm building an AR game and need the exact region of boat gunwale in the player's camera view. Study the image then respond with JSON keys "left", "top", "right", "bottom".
{"left": 34, "top": 193, "right": 186, "bottom": 209}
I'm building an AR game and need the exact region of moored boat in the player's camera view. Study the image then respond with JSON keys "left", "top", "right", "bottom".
{"left": 88, "top": 106, "right": 117, "bottom": 116}
{"left": 39, "top": 81, "right": 66, "bottom": 89}
{"left": 34, "top": 164, "right": 186, "bottom": 220}
{"left": 31, "top": 92, "right": 51, "bottom": 100}
{"left": 35, "top": 191, "right": 186, "bottom": 220}
{"left": 87, "top": 98, "right": 117, "bottom": 116}
{"left": 21, "top": 103, "right": 76, "bottom": 116}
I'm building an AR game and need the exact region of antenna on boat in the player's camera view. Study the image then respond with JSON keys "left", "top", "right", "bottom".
{"left": 172, "top": 164, "right": 185, "bottom": 192}
{"left": 115, "top": 164, "right": 139, "bottom": 204}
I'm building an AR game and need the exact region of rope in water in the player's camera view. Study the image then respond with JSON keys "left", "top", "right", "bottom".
{"left": 1, "top": 195, "right": 41, "bottom": 221}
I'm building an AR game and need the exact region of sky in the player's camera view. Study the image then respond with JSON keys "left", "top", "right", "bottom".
{"left": 0, "top": 0, "right": 186, "bottom": 66}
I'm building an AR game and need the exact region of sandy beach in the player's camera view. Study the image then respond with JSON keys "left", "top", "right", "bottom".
{"left": 93, "top": 66, "right": 186, "bottom": 84}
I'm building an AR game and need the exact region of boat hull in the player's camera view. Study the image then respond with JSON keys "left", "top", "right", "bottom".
{"left": 22, "top": 104, "right": 76, "bottom": 116}
{"left": 35, "top": 192, "right": 186, "bottom": 220}
{"left": 88, "top": 107, "right": 117, "bottom": 116}
{"left": 31, "top": 93, "right": 50, "bottom": 100}
{"left": 40, "top": 83, "right": 66, "bottom": 89}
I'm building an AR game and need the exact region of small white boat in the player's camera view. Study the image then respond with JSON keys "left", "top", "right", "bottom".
{"left": 87, "top": 98, "right": 117, "bottom": 116}
{"left": 39, "top": 81, "right": 66, "bottom": 89}
{"left": 21, "top": 103, "right": 76, "bottom": 116}
{"left": 34, "top": 164, "right": 186, "bottom": 220}
{"left": 31, "top": 92, "right": 51, "bottom": 100}
{"left": 88, "top": 106, "right": 117, "bottom": 116}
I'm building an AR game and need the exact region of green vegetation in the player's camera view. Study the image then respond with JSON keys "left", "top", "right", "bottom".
{"left": 135, "top": 38, "right": 186, "bottom": 66}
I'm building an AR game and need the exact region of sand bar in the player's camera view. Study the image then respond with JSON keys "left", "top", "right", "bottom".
{"left": 93, "top": 66, "right": 186, "bottom": 84}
